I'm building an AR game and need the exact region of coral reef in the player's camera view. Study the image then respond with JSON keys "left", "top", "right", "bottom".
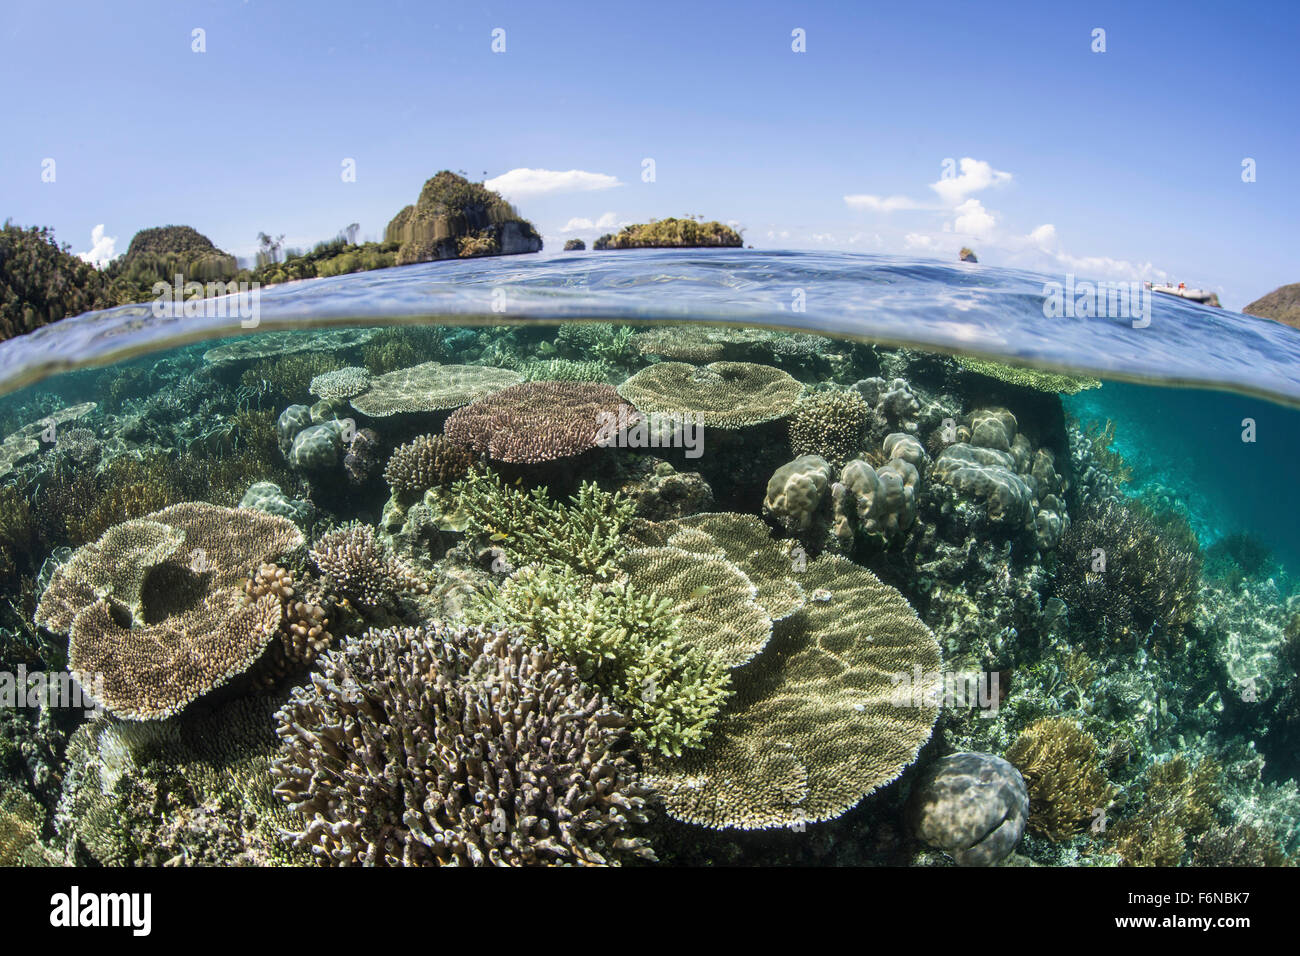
{"left": 35, "top": 503, "right": 304, "bottom": 719}
{"left": 618, "top": 361, "right": 804, "bottom": 428}
{"left": 383, "top": 433, "right": 474, "bottom": 498}
{"left": 309, "top": 522, "right": 427, "bottom": 607}
{"left": 443, "top": 381, "right": 637, "bottom": 464}
{"left": 272, "top": 623, "right": 654, "bottom": 866}
{"left": 1005, "top": 718, "right": 1115, "bottom": 842}
{"left": 788, "top": 389, "right": 869, "bottom": 465}
{"left": 644, "top": 554, "right": 940, "bottom": 830}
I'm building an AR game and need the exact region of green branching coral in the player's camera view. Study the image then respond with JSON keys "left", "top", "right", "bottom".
{"left": 1077, "top": 418, "right": 1133, "bottom": 484}
{"left": 1054, "top": 499, "right": 1201, "bottom": 646}
{"left": 454, "top": 469, "right": 635, "bottom": 579}
{"left": 956, "top": 356, "right": 1101, "bottom": 394}
{"left": 519, "top": 358, "right": 612, "bottom": 383}
{"left": 461, "top": 565, "right": 731, "bottom": 756}
{"left": 1005, "top": 717, "right": 1115, "bottom": 842}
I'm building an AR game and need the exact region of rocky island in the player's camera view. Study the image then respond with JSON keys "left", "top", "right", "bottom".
{"left": 1244, "top": 282, "right": 1300, "bottom": 330}
{"left": 385, "top": 171, "right": 542, "bottom": 265}
{"left": 593, "top": 217, "right": 742, "bottom": 250}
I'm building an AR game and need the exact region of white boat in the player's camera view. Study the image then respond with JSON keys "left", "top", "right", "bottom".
{"left": 1144, "top": 282, "right": 1218, "bottom": 305}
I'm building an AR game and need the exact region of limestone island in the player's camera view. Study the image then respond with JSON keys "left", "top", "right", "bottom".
{"left": 385, "top": 170, "right": 542, "bottom": 265}
{"left": 563, "top": 238, "right": 586, "bottom": 251}
{"left": 1244, "top": 282, "right": 1300, "bottom": 330}
{"left": 593, "top": 217, "right": 743, "bottom": 250}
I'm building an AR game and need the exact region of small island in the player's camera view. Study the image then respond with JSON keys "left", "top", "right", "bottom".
{"left": 386, "top": 171, "right": 542, "bottom": 265}
{"left": 563, "top": 238, "right": 586, "bottom": 251}
{"left": 593, "top": 217, "right": 742, "bottom": 250}
{"left": 1244, "top": 282, "right": 1300, "bottom": 330}
{"left": 959, "top": 247, "right": 978, "bottom": 263}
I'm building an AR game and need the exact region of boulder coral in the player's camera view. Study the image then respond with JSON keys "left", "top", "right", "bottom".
{"left": 908, "top": 752, "right": 1028, "bottom": 866}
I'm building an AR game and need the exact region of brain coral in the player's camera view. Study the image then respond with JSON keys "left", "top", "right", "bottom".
{"left": 443, "top": 381, "right": 639, "bottom": 464}
{"left": 349, "top": 362, "right": 521, "bottom": 416}
{"left": 35, "top": 502, "right": 304, "bottom": 719}
{"left": 643, "top": 553, "right": 941, "bottom": 829}
{"left": 272, "top": 622, "right": 657, "bottom": 866}
{"left": 617, "top": 361, "right": 804, "bottom": 428}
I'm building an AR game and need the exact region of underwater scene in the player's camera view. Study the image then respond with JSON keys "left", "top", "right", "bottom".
{"left": 0, "top": 253, "right": 1297, "bottom": 869}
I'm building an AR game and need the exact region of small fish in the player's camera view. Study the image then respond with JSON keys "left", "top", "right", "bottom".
{"left": 490, "top": 532, "right": 509, "bottom": 541}
{"left": 688, "top": 585, "right": 712, "bottom": 599}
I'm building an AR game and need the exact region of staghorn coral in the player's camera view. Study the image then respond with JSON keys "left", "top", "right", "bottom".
{"left": 1005, "top": 718, "right": 1115, "bottom": 842}
{"left": 617, "top": 361, "right": 804, "bottom": 428}
{"left": 242, "top": 354, "right": 345, "bottom": 406}
{"left": 35, "top": 502, "right": 304, "bottom": 720}
{"left": 455, "top": 469, "right": 635, "bottom": 579}
{"left": 518, "top": 358, "right": 611, "bottom": 383}
{"left": 1192, "top": 823, "right": 1291, "bottom": 867}
{"left": 443, "top": 381, "right": 638, "bottom": 464}
{"left": 788, "top": 389, "right": 869, "bottom": 465}
{"left": 309, "top": 522, "right": 428, "bottom": 607}
{"left": 461, "top": 566, "right": 730, "bottom": 756}
{"left": 1109, "top": 755, "right": 1222, "bottom": 867}
{"left": 56, "top": 696, "right": 308, "bottom": 866}
{"left": 383, "top": 433, "right": 474, "bottom": 498}
{"left": 349, "top": 362, "right": 521, "bottom": 416}
{"left": 272, "top": 622, "right": 656, "bottom": 866}
{"left": 643, "top": 553, "right": 940, "bottom": 830}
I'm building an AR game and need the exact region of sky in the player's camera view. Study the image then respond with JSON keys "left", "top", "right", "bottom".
{"left": 1, "top": 0, "right": 1296, "bottom": 311}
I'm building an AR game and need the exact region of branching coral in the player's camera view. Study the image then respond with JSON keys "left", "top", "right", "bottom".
{"left": 1054, "top": 499, "right": 1201, "bottom": 645}
{"left": 309, "top": 522, "right": 428, "bottom": 607}
{"left": 383, "top": 434, "right": 474, "bottom": 498}
{"left": 272, "top": 622, "right": 657, "bottom": 866}
{"left": 1005, "top": 718, "right": 1115, "bottom": 842}
{"left": 461, "top": 565, "right": 731, "bottom": 756}
{"left": 454, "top": 469, "right": 635, "bottom": 579}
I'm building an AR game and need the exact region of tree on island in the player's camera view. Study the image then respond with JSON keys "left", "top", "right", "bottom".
{"left": 563, "top": 238, "right": 586, "bottom": 251}
{"left": 592, "top": 217, "right": 743, "bottom": 250}
{"left": 0, "top": 222, "right": 111, "bottom": 340}
{"left": 384, "top": 170, "right": 542, "bottom": 265}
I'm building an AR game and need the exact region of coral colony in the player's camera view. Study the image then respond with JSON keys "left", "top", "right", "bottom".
{"left": 0, "top": 320, "right": 1296, "bottom": 868}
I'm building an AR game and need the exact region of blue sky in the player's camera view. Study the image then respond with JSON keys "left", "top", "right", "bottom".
{"left": 2, "top": 0, "right": 1296, "bottom": 310}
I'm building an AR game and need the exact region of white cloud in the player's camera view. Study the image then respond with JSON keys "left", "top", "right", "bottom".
{"left": 904, "top": 233, "right": 939, "bottom": 250}
{"left": 485, "top": 168, "right": 621, "bottom": 198}
{"left": 560, "top": 212, "right": 618, "bottom": 233}
{"left": 949, "top": 198, "right": 997, "bottom": 238}
{"left": 77, "top": 224, "right": 117, "bottom": 267}
{"left": 844, "top": 194, "right": 924, "bottom": 213}
{"left": 929, "top": 158, "right": 1012, "bottom": 205}
{"left": 1027, "top": 223, "right": 1057, "bottom": 248}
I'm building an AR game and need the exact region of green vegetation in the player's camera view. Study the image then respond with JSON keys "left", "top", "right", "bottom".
{"left": 385, "top": 170, "right": 541, "bottom": 264}
{"left": 563, "top": 238, "right": 586, "bottom": 251}
{"left": 461, "top": 566, "right": 731, "bottom": 756}
{"left": 0, "top": 222, "right": 111, "bottom": 338}
{"left": 593, "top": 216, "right": 743, "bottom": 250}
